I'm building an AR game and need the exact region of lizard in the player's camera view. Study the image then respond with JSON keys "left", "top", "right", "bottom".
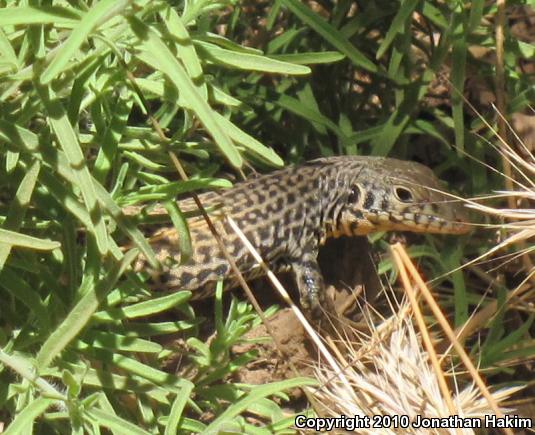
{"left": 133, "top": 156, "right": 470, "bottom": 312}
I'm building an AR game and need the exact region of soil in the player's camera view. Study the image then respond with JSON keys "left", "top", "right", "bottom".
{"left": 228, "top": 237, "right": 384, "bottom": 389}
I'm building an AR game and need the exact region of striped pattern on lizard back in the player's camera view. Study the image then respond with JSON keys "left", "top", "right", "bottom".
{"left": 134, "top": 156, "right": 469, "bottom": 310}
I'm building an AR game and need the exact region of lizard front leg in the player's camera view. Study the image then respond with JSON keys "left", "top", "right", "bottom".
{"left": 290, "top": 249, "right": 326, "bottom": 315}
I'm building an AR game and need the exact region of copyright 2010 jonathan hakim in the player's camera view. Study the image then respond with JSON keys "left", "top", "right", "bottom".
{"left": 294, "top": 414, "right": 533, "bottom": 432}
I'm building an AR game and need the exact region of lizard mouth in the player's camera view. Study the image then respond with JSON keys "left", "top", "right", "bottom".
{"left": 362, "top": 209, "right": 471, "bottom": 235}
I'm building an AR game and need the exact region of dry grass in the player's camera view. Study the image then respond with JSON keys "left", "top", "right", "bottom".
{"left": 449, "top": 114, "right": 535, "bottom": 346}
{"left": 312, "top": 294, "right": 521, "bottom": 435}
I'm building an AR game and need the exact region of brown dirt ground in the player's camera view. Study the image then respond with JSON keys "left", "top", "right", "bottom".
{"left": 228, "top": 237, "right": 384, "bottom": 392}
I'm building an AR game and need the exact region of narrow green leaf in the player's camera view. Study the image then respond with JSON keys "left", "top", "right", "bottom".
{"left": 489, "top": 316, "right": 534, "bottom": 358}
{"left": 0, "top": 28, "right": 19, "bottom": 71}
{"left": 0, "top": 6, "right": 80, "bottom": 26}
{"left": 467, "top": 0, "right": 485, "bottom": 33}
{"left": 164, "top": 200, "right": 192, "bottom": 264}
{"left": 90, "top": 349, "right": 183, "bottom": 386}
{"left": 440, "top": 242, "right": 468, "bottom": 326}
{"left": 386, "top": 18, "right": 412, "bottom": 81}
{"left": 4, "top": 397, "right": 57, "bottom": 435}
{"left": 376, "top": 0, "right": 420, "bottom": 59}
{"left": 5, "top": 151, "right": 19, "bottom": 173}
{"left": 266, "top": 27, "right": 307, "bottom": 53}
{"left": 280, "top": 0, "right": 377, "bottom": 72}
{"left": 0, "top": 160, "right": 41, "bottom": 269}
{"left": 0, "top": 121, "right": 158, "bottom": 268}
{"left": 407, "top": 119, "right": 450, "bottom": 147}
{"left": 210, "top": 85, "right": 243, "bottom": 107}
{"left": 130, "top": 17, "right": 242, "bottom": 169}
{"left": 119, "top": 177, "right": 231, "bottom": 205}
{"left": 36, "top": 249, "right": 139, "bottom": 370}
{"left": 0, "top": 268, "right": 49, "bottom": 329}
{"left": 178, "top": 418, "right": 206, "bottom": 434}
{"left": 92, "top": 180, "right": 159, "bottom": 268}
{"left": 451, "top": 39, "right": 467, "bottom": 153}
{"left": 93, "top": 97, "right": 133, "bottom": 183}
{"left": 196, "top": 41, "right": 310, "bottom": 75}
{"left": 194, "top": 32, "right": 264, "bottom": 54}
{"left": 38, "top": 86, "right": 109, "bottom": 255}
{"left": 41, "top": 0, "right": 129, "bottom": 84}
{"left": 421, "top": 2, "right": 448, "bottom": 28}
{"left": 123, "top": 150, "right": 165, "bottom": 170}
{"left": 297, "top": 83, "right": 328, "bottom": 135}
{"left": 46, "top": 361, "right": 171, "bottom": 404}
{"left": 86, "top": 408, "right": 152, "bottom": 435}
{"left": 269, "top": 51, "right": 345, "bottom": 65}
{"left": 93, "top": 292, "right": 191, "bottom": 321}
{"left": 213, "top": 113, "right": 284, "bottom": 167}
{"left": 0, "top": 228, "right": 60, "bottom": 250}
{"left": 205, "top": 378, "right": 317, "bottom": 432}
{"left": 371, "top": 71, "right": 432, "bottom": 155}
{"left": 77, "top": 331, "right": 162, "bottom": 353}
{"left": 517, "top": 40, "right": 535, "bottom": 59}
{"left": 124, "top": 320, "right": 197, "bottom": 336}
{"left": 162, "top": 7, "right": 207, "bottom": 100}
{"left": 165, "top": 381, "right": 195, "bottom": 435}
{"left": 275, "top": 94, "right": 349, "bottom": 141}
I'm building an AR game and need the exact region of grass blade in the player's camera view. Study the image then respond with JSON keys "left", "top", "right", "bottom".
{"left": 162, "top": 7, "right": 208, "bottom": 100}
{"left": 93, "top": 292, "right": 192, "bottom": 321}
{"left": 40, "top": 0, "right": 129, "bottom": 84}
{"left": 0, "top": 121, "right": 158, "bottom": 268}
{"left": 269, "top": 51, "right": 345, "bottom": 65}
{"left": 0, "top": 160, "right": 41, "bottom": 269}
{"left": 204, "top": 378, "right": 317, "bottom": 432}
{"left": 36, "top": 249, "right": 138, "bottom": 370}
{"left": 196, "top": 41, "right": 311, "bottom": 75}
{"left": 37, "top": 86, "right": 109, "bottom": 255}
{"left": 3, "top": 397, "right": 57, "bottom": 435}
{"left": 165, "top": 380, "right": 195, "bottom": 435}
{"left": 0, "top": 5, "right": 80, "bottom": 26}
{"left": 280, "top": 0, "right": 376, "bottom": 72}
{"left": 0, "top": 228, "right": 59, "bottom": 250}
{"left": 86, "top": 408, "right": 152, "bottom": 435}
{"left": 376, "top": 0, "right": 420, "bottom": 59}
{"left": 130, "top": 17, "right": 242, "bottom": 169}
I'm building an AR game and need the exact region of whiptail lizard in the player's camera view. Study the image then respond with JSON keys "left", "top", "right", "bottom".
{"left": 134, "top": 156, "right": 469, "bottom": 311}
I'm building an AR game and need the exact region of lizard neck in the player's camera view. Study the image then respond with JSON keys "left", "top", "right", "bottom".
{"left": 316, "top": 164, "right": 360, "bottom": 244}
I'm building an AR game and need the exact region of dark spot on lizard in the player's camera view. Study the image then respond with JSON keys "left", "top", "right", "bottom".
{"left": 257, "top": 228, "right": 271, "bottom": 244}
{"left": 197, "top": 245, "right": 211, "bottom": 260}
{"left": 159, "top": 272, "right": 171, "bottom": 284}
{"left": 194, "top": 232, "right": 211, "bottom": 242}
{"left": 286, "top": 192, "right": 296, "bottom": 204}
{"left": 364, "top": 192, "right": 375, "bottom": 209}
{"left": 197, "top": 268, "right": 215, "bottom": 284}
{"left": 180, "top": 272, "right": 195, "bottom": 286}
{"left": 381, "top": 195, "right": 389, "bottom": 210}
{"left": 301, "top": 260, "right": 318, "bottom": 270}
{"left": 215, "top": 264, "right": 228, "bottom": 276}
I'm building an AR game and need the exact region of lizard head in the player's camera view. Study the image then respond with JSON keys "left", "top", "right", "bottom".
{"left": 332, "top": 157, "right": 470, "bottom": 237}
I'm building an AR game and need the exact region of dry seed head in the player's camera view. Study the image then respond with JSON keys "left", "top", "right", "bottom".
{"left": 312, "top": 303, "right": 521, "bottom": 435}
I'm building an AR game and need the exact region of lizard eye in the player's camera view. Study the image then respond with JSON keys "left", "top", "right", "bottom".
{"left": 347, "top": 185, "right": 361, "bottom": 203}
{"left": 394, "top": 186, "right": 414, "bottom": 203}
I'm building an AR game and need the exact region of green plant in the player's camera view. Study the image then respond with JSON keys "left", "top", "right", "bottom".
{"left": 1, "top": 0, "right": 533, "bottom": 432}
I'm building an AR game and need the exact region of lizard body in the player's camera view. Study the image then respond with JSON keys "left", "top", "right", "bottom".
{"left": 134, "top": 156, "right": 469, "bottom": 309}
